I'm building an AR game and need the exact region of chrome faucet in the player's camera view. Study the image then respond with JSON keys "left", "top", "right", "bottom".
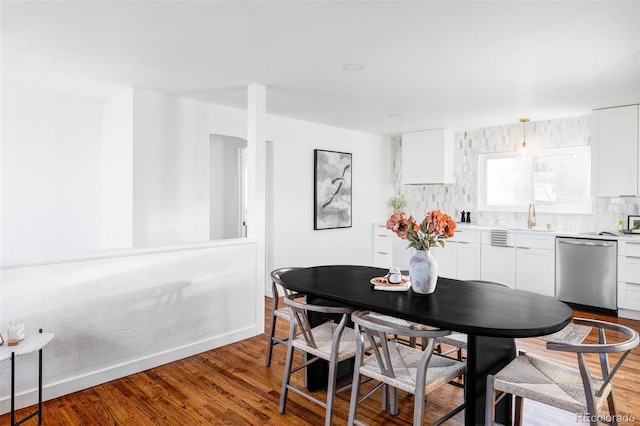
{"left": 528, "top": 203, "right": 537, "bottom": 229}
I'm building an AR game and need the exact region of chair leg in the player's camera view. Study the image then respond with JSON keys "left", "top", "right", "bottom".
{"left": 485, "top": 375, "right": 496, "bottom": 426}
{"left": 413, "top": 376, "right": 426, "bottom": 426}
{"left": 265, "top": 313, "right": 278, "bottom": 367}
{"left": 325, "top": 352, "right": 340, "bottom": 426}
{"left": 607, "top": 391, "right": 619, "bottom": 426}
{"left": 348, "top": 369, "right": 362, "bottom": 425}
{"left": 514, "top": 396, "right": 524, "bottom": 426}
{"left": 279, "top": 322, "right": 296, "bottom": 413}
{"left": 389, "top": 386, "right": 398, "bottom": 415}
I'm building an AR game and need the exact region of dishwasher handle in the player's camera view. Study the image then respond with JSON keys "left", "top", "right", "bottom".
{"left": 557, "top": 239, "right": 615, "bottom": 248}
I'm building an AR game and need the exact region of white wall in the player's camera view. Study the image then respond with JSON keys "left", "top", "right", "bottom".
{"left": 0, "top": 86, "right": 394, "bottom": 411}
{"left": 132, "top": 89, "right": 211, "bottom": 247}
{"left": 102, "top": 89, "right": 134, "bottom": 249}
{"left": 1, "top": 88, "right": 104, "bottom": 265}
{"left": 268, "top": 115, "right": 394, "bottom": 269}
{"left": 2, "top": 87, "right": 393, "bottom": 269}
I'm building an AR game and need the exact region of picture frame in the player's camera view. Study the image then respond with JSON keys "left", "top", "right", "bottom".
{"left": 628, "top": 215, "right": 640, "bottom": 233}
{"left": 314, "top": 149, "right": 352, "bottom": 230}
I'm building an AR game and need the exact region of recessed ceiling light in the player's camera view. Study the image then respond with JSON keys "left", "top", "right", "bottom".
{"left": 387, "top": 113, "right": 402, "bottom": 118}
{"left": 342, "top": 63, "right": 365, "bottom": 71}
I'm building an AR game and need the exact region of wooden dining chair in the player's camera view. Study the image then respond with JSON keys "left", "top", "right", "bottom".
{"left": 485, "top": 318, "right": 639, "bottom": 426}
{"left": 265, "top": 267, "right": 302, "bottom": 367}
{"left": 279, "top": 293, "right": 362, "bottom": 426}
{"left": 348, "top": 310, "right": 466, "bottom": 426}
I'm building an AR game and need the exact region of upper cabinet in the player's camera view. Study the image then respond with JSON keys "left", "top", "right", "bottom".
{"left": 591, "top": 105, "right": 640, "bottom": 196}
{"left": 401, "top": 129, "right": 455, "bottom": 184}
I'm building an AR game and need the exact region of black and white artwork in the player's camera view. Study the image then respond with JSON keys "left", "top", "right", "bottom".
{"left": 314, "top": 149, "right": 352, "bottom": 230}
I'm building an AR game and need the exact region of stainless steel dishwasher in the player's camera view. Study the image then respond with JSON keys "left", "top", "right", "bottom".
{"left": 555, "top": 237, "right": 617, "bottom": 311}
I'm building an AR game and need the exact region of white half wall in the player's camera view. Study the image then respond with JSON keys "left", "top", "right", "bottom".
{"left": 0, "top": 240, "right": 258, "bottom": 414}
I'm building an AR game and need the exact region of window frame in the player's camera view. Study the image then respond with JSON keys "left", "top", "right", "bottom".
{"left": 478, "top": 146, "right": 592, "bottom": 214}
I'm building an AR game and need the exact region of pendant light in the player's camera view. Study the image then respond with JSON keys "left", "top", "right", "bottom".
{"left": 518, "top": 118, "right": 530, "bottom": 157}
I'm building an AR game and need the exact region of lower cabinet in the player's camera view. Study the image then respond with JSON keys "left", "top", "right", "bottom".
{"left": 431, "top": 229, "right": 481, "bottom": 280}
{"left": 480, "top": 232, "right": 555, "bottom": 296}
{"left": 372, "top": 223, "right": 411, "bottom": 270}
{"left": 617, "top": 241, "right": 640, "bottom": 313}
{"left": 515, "top": 246, "right": 555, "bottom": 297}
{"left": 379, "top": 225, "right": 555, "bottom": 297}
{"left": 480, "top": 244, "right": 516, "bottom": 288}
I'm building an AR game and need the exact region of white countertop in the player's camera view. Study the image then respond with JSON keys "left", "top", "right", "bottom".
{"left": 454, "top": 222, "right": 640, "bottom": 241}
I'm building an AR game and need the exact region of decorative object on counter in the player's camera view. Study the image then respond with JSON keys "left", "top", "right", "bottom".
{"left": 460, "top": 211, "right": 466, "bottom": 223}
{"left": 628, "top": 215, "right": 640, "bottom": 233}
{"left": 618, "top": 215, "right": 624, "bottom": 234}
{"left": 386, "top": 209, "right": 456, "bottom": 294}
{"left": 466, "top": 211, "right": 471, "bottom": 223}
{"left": 313, "top": 149, "right": 352, "bottom": 230}
{"left": 0, "top": 332, "right": 3, "bottom": 346}
{"left": 387, "top": 195, "right": 406, "bottom": 213}
{"left": 8, "top": 319, "right": 24, "bottom": 345}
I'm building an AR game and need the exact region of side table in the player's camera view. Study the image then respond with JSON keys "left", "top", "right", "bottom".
{"left": 0, "top": 329, "right": 54, "bottom": 426}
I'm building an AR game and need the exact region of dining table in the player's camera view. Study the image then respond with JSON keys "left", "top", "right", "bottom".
{"left": 280, "top": 265, "right": 573, "bottom": 426}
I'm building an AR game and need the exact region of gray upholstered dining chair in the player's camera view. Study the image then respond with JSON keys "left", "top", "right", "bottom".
{"left": 348, "top": 310, "right": 466, "bottom": 426}
{"left": 265, "top": 267, "right": 302, "bottom": 367}
{"left": 485, "top": 318, "right": 639, "bottom": 426}
{"left": 279, "top": 293, "right": 363, "bottom": 426}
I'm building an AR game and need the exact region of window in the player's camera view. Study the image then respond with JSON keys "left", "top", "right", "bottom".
{"left": 478, "top": 146, "right": 591, "bottom": 213}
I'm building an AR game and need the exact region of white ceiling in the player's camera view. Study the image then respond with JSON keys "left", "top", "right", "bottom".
{"left": 2, "top": 1, "right": 639, "bottom": 137}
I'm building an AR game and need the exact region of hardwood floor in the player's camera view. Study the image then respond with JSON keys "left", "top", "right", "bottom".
{"left": 2, "top": 299, "right": 639, "bottom": 425}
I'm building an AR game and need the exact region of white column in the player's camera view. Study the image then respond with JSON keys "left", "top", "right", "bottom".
{"left": 247, "top": 84, "right": 266, "bottom": 332}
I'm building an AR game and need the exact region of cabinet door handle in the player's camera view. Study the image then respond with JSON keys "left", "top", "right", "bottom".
{"left": 377, "top": 234, "right": 388, "bottom": 237}
{"left": 457, "top": 241, "right": 469, "bottom": 244}
{"left": 516, "top": 246, "right": 530, "bottom": 250}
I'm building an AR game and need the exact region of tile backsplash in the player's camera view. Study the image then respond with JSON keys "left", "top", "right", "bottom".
{"left": 391, "top": 115, "right": 639, "bottom": 232}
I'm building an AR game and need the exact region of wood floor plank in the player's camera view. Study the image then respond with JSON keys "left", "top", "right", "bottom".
{"left": 1, "top": 299, "right": 638, "bottom": 425}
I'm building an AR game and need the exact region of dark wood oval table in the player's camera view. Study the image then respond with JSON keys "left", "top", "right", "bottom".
{"left": 281, "top": 265, "right": 573, "bottom": 426}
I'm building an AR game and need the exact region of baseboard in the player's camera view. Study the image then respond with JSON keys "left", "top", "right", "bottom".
{"left": 618, "top": 308, "right": 640, "bottom": 321}
{"left": 0, "top": 326, "right": 258, "bottom": 415}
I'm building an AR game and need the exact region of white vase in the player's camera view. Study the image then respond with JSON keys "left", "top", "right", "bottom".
{"left": 409, "top": 249, "right": 438, "bottom": 294}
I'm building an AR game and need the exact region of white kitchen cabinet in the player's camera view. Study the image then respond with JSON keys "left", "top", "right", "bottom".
{"left": 372, "top": 223, "right": 411, "bottom": 269}
{"left": 432, "top": 243, "right": 456, "bottom": 278}
{"left": 617, "top": 241, "right": 640, "bottom": 317}
{"left": 514, "top": 233, "right": 555, "bottom": 297}
{"left": 480, "top": 231, "right": 553, "bottom": 294}
{"left": 401, "top": 129, "right": 454, "bottom": 184}
{"left": 591, "top": 105, "right": 640, "bottom": 196}
{"left": 480, "top": 245, "right": 516, "bottom": 288}
{"left": 431, "top": 228, "right": 481, "bottom": 280}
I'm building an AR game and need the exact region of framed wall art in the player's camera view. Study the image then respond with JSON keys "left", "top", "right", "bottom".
{"left": 629, "top": 215, "right": 640, "bottom": 233}
{"left": 314, "top": 149, "right": 352, "bottom": 230}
